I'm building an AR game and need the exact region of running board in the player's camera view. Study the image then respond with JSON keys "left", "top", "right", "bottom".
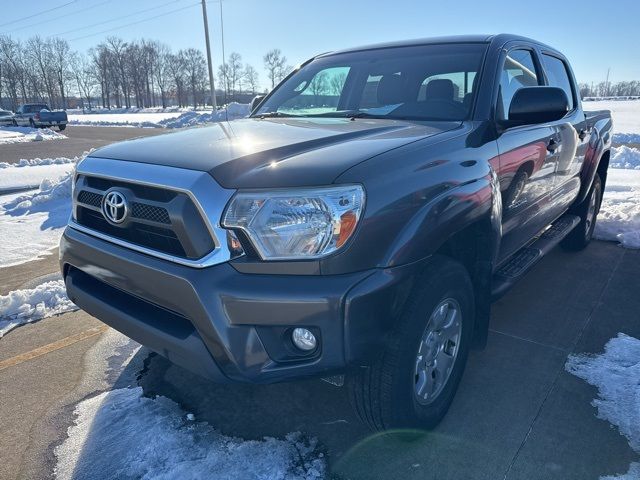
{"left": 491, "top": 214, "right": 580, "bottom": 300}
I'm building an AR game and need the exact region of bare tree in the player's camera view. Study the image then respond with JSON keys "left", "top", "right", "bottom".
{"left": 51, "top": 38, "right": 72, "bottom": 109}
{"left": 182, "top": 48, "right": 207, "bottom": 109}
{"left": 70, "top": 53, "right": 96, "bottom": 111}
{"left": 243, "top": 64, "right": 259, "bottom": 95}
{"left": 227, "top": 52, "right": 243, "bottom": 99}
{"left": 263, "top": 49, "right": 287, "bottom": 89}
{"left": 152, "top": 43, "right": 171, "bottom": 109}
{"left": 167, "top": 52, "right": 186, "bottom": 107}
{"left": 26, "top": 36, "right": 56, "bottom": 107}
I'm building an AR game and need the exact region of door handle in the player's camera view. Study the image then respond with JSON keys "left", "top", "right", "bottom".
{"left": 547, "top": 139, "right": 560, "bottom": 153}
{"left": 578, "top": 129, "right": 587, "bottom": 141}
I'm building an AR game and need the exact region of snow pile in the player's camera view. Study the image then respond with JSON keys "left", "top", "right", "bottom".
{"left": 68, "top": 112, "right": 182, "bottom": 128}
{"left": 159, "top": 102, "right": 251, "bottom": 128}
{"left": 594, "top": 169, "right": 640, "bottom": 249}
{"left": 0, "top": 126, "right": 66, "bottom": 144}
{"left": 0, "top": 156, "right": 77, "bottom": 169}
{"left": 0, "top": 279, "right": 77, "bottom": 337}
{"left": 67, "top": 105, "right": 188, "bottom": 115}
{"left": 566, "top": 334, "right": 640, "bottom": 479}
{"left": 69, "top": 103, "right": 250, "bottom": 129}
{"left": 0, "top": 170, "right": 73, "bottom": 267}
{"left": 55, "top": 386, "right": 325, "bottom": 480}
{"left": 614, "top": 133, "right": 640, "bottom": 145}
{"left": 610, "top": 146, "right": 640, "bottom": 170}
{"left": 0, "top": 156, "right": 79, "bottom": 193}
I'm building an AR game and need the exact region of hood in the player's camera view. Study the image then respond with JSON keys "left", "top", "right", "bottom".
{"left": 90, "top": 117, "right": 460, "bottom": 189}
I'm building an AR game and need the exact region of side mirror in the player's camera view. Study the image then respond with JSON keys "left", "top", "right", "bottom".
{"left": 506, "top": 87, "right": 569, "bottom": 127}
{"left": 250, "top": 95, "right": 265, "bottom": 113}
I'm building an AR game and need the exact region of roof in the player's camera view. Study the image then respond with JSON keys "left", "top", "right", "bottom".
{"left": 319, "top": 34, "right": 560, "bottom": 58}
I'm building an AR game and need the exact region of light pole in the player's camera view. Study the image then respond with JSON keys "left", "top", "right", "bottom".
{"left": 201, "top": 0, "right": 217, "bottom": 109}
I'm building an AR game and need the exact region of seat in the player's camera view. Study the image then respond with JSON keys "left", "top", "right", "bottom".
{"left": 377, "top": 74, "right": 406, "bottom": 105}
{"left": 424, "top": 79, "right": 455, "bottom": 102}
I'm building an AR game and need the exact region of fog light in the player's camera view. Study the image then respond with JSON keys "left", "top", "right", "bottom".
{"left": 292, "top": 328, "right": 317, "bottom": 351}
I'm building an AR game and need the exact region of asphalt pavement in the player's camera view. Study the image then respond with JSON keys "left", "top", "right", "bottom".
{"left": 0, "top": 125, "right": 167, "bottom": 164}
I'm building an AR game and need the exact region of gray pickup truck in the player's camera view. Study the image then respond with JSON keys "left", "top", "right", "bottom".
{"left": 61, "top": 34, "right": 612, "bottom": 431}
{"left": 14, "top": 103, "right": 67, "bottom": 130}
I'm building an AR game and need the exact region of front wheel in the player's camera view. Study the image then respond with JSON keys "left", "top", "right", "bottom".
{"left": 58, "top": 124, "right": 66, "bottom": 131}
{"left": 561, "top": 175, "right": 602, "bottom": 251}
{"left": 348, "top": 256, "right": 475, "bottom": 431}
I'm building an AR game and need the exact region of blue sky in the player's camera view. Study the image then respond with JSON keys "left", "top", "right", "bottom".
{"left": 1, "top": 0, "right": 639, "bottom": 89}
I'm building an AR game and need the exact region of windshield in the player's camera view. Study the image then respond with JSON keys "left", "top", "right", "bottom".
{"left": 255, "top": 43, "right": 487, "bottom": 121}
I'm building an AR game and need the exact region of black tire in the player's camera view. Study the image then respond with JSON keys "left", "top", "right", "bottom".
{"left": 58, "top": 124, "right": 66, "bottom": 131}
{"left": 347, "top": 256, "right": 475, "bottom": 431}
{"left": 561, "top": 175, "right": 602, "bottom": 251}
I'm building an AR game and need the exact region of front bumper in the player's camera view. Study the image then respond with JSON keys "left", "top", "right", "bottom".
{"left": 61, "top": 226, "right": 421, "bottom": 383}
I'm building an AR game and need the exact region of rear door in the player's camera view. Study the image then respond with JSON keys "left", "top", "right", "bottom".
{"left": 538, "top": 51, "right": 586, "bottom": 196}
{"left": 495, "top": 46, "right": 560, "bottom": 263}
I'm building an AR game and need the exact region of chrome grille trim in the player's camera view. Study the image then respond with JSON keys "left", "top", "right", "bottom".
{"left": 69, "top": 156, "right": 237, "bottom": 268}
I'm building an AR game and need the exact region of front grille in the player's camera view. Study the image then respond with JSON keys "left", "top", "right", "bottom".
{"left": 77, "top": 190, "right": 102, "bottom": 208}
{"left": 74, "top": 175, "right": 215, "bottom": 260}
{"left": 131, "top": 202, "right": 171, "bottom": 224}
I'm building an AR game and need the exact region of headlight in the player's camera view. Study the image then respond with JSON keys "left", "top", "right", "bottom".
{"left": 222, "top": 185, "right": 365, "bottom": 260}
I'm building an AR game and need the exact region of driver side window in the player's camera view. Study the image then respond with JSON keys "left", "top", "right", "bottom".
{"left": 497, "top": 49, "right": 540, "bottom": 121}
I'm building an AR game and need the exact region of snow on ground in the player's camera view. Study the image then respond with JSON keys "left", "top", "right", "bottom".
{"left": 566, "top": 334, "right": 640, "bottom": 479}
{"left": 0, "top": 156, "right": 78, "bottom": 193}
{"left": 584, "top": 100, "right": 640, "bottom": 143}
{"left": 594, "top": 169, "right": 640, "bottom": 249}
{"left": 54, "top": 386, "right": 325, "bottom": 480}
{"left": 0, "top": 126, "right": 66, "bottom": 144}
{"left": 0, "top": 170, "right": 73, "bottom": 267}
{"left": 68, "top": 102, "right": 250, "bottom": 128}
{"left": 0, "top": 278, "right": 76, "bottom": 337}
{"left": 67, "top": 111, "right": 182, "bottom": 127}
{"left": 610, "top": 146, "right": 640, "bottom": 170}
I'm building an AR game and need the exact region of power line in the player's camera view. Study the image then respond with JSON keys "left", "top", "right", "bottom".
{"left": 67, "top": 2, "right": 201, "bottom": 42}
{"left": 1, "top": 1, "right": 111, "bottom": 35}
{"left": 52, "top": 0, "right": 186, "bottom": 38}
{"left": 0, "top": 0, "right": 77, "bottom": 29}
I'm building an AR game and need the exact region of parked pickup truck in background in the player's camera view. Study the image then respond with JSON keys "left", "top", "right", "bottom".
{"left": 14, "top": 103, "right": 67, "bottom": 130}
{"left": 60, "top": 34, "right": 612, "bottom": 431}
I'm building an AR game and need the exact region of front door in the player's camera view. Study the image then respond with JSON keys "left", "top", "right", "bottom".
{"left": 495, "top": 48, "right": 560, "bottom": 264}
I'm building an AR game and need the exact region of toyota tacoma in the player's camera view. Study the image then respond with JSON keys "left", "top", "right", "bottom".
{"left": 60, "top": 34, "right": 612, "bottom": 430}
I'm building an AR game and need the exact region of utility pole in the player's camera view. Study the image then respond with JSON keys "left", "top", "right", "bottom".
{"left": 605, "top": 68, "right": 611, "bottom": 97}
{"left": 201, "top": 0, "right": 217, "bottom": 109}
{"left": 219, "top": 0, "right": 227, "bottom": 104}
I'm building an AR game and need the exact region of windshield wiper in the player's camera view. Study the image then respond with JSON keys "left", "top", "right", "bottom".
{"left": 304, "top": 110, "right": 385, "bottom": 119}
{"left": 254, "top": 111, "right": 298, "bottom": 118}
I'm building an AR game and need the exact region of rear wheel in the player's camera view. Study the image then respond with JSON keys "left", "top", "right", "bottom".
{"left": 561, "top": 175, "right": 602, "bottom": 251}
{"left": 348, "top": 256, "right": 475, "bottom": 431}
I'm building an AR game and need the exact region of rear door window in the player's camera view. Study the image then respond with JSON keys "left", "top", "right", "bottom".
{"left": 542, "top": 54, "right": 575, "bottom": 111}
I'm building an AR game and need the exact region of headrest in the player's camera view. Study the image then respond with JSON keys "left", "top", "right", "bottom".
{"left": 511, "top": 74, "right": 537, "bottom": 87}
{"left": 377, "top": 74, "right": 405, "bottom": 105}
{"left": 425, "top": 79, "right": 454, "bottom": 101}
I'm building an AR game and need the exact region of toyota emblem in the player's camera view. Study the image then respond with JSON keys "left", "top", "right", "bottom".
{"left": 102, "top": 190, "right": 129, "bottom": 224}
